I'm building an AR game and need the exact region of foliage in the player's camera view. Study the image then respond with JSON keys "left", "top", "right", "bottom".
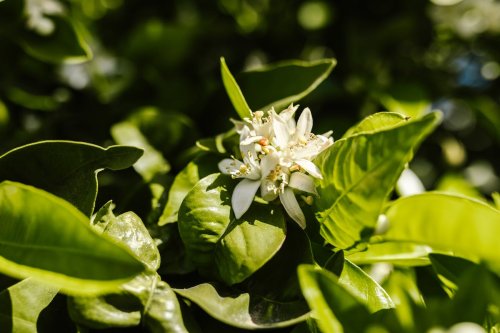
{"left": 0, "top": 0, "right": 500, "bottom": 332}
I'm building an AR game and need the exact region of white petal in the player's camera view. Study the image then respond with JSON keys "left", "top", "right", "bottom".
{"left": 279, "top": 188, "right": 306, "bottom": 229}
{"left": 260, "top": 180, "right": 279, "bottom": 201}
{"left": 288, "top": 172, "right": 318, "bottom": 195}
{"left": 241, "top": 135, "right": 263, "bottom": 146}
{"left": 295, "top": 159, "right": 322, "bottom": 179}
{"left": 260, "top": 153, "right": 279, "bottom": 178}
{"left": 218, "top": 158, "right": 243, "bottom": 175}
{"left": 272, "top": 115, "right": 290, "bottom": 149}
{"left": 296, "top": 108, "right": 313, "bottom": 139}
{"left": 279, "top": 104, "right": 298, "bottom": 121}
{"left": 232, "top": 179, "right": 260, "bottom": 219}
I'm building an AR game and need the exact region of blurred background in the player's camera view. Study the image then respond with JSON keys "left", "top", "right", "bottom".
{"left": 0, "top": 0, "right": 499, "bottom": 210}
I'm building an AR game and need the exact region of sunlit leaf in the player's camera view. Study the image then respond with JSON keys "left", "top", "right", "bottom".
{"left": 239, "top": 58, "right": 336, "bottom": 112}
{"left": 0, "top": 141, "right": 143, "bottom": 216}
{"left": 220, "top": 57, "right": 252, "bottom": 119}
{"left": 314, "top": 112, "right": 441, "bottom": 249}
{"left": 382, "top": 192, "right": 500, "bottom": 274}
{"left": 0, "top": 279, "right": 58, "bottom": 333}
{"left": 342, "top": 112, "right": 407, "bottom": 138}
{"left": 346, "top": 242, "right": 431, "bottom": 266}
{"left": 0, "top": 181, "right": 145, "bottom": 295}
{"left": 378, "top": 83, "right": 430, "bottom": 118}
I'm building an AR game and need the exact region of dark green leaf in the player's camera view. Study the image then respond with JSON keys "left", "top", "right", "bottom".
{"left": 0, "top": 181, "right": 145, "bottom": 294}
{"left": 178, "top": 173, "right": 286, "bottom": 284}
{"left": 174, "top": 282, "right": 309, "bottom": 329}
{"left": 0, "top": 141, "right": 143, "bottom": 216}
{"left": 0, "top": 279, "right": 58, "bottom": 333}
{"left": 314, "top": 112, "right": 441, "bottom": 249}
{"left": 238, "top": 58, "right": 336, "bottom": 111}
{"left": 382, "top": 192, "right": 500, "bottom": 274}
{"left": 220, "top": 57, "right": 252, "bottom": 119}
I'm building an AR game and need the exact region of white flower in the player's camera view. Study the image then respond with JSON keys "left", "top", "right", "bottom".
{"left": 218, "top": 105, "right": 333, "bottom": 229}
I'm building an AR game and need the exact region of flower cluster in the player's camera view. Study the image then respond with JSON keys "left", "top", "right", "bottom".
{"left": 218, "top": 105, "right": 333, "bottom": 228}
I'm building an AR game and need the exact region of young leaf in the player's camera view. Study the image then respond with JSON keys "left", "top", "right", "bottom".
{"left": 220, "top": 57, "right": 252, "bottom": 119}
{"left": 238, "top": 58, "right": 337, "bottom": 112}
{"left": 342, "top": 112, "right": 407, "bottom": 138}
{"left": 298, "top": 265, "right": 371, "bottom": 333}
{"left": 0, "top": 141, "right": 143, "bottom": 216}
{"left": 174, "top": 282, "right": 309, "bottom": 329}
{"left": 314, "top": 112, "right": 441, "bottom": 249}
{"left": 346, "top": 242, "right": 431, "bottom": 267}
{"left": 178, "top": 173, "right": 286, "bottom": 285}
{"left": 0, "top": 278, "right": 58, "bottom": 333}
{"left": 377, "top": 83, "right": 430, "bottom": 118}
{"left": 382, "top": 192, "right": 500, "bottom": 274}
{"left": 0, "top": 181, "right": 145, "bottom": 295}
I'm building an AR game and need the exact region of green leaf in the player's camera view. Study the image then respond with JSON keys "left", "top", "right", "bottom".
{"left": 314, "top": 112, "right": 441, "bottom": 249}
{"left": 174, "top": 282, "right": 309, "bottom": 329}
{"left": 18, "top": 15, "right": 92, "bottom": 63}
{"left": 346, "top": 242, "right": 431, "bottom": 266}
{"left": 298, "top": 265, "right": 371, "bottom": 333}
{"left": 382, "top": 192, "right": 500, "bottom": 274}
{"left": 178, "top": 173, "right": 286, "bottom": 284}
{"left": 220, "top": 57, "right": 252, "bottom": 119}
{"left": 378, "top": 83, "right": 430, "bottom": 118}
{"left": 111, "top": 122, "right": 170, "bottom": 182}
{"left": 0, "top": 99, "right": 8, "bottom": 131}
{"left": 0, "top": 279, "right": 58, "bottom": 333}
{"left": 0, "top": 141, "right": 143, "bottom": 217}
{"left": 159, "top": 154, "right": 220, "bottom": 225}
{"left": 342, "top": 112, "right": 407, "bottom": 138}
{"left": 435, "top": 173, "right": 485, "bottom": 202}
{"left": 0, "top": 181, "right": 145, "bottom": 295}
{"left": 238, "top": 58, "right": 336, "bottom": 112}
{"left": 339, "top": 260, "right": 394, "bottom": 312}
{"left": 429, "top": 253, "right": 477, "bottom": 295}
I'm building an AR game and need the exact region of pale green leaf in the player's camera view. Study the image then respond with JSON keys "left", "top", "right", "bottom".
{"left": 342, "top": 112, "right": 407, "bottom": 138}
{"left": 239, "top": 58, "right": 336, "bottom": 112}
{"left": 0, "top": 279, "right": 58, "bottom": 333}
{"left": 382, "top": 192, "right": 500, "bottom": 274}
{"left": 346, "top": 242, "right": 431, "bottom": 266}
{"left": 0, "top": 140, "right": 143, "bottom": 217}
{"left": 0, "top": 181, "right": 145, "bottom": 295}
{"left": 378, "top": 83, "right": 429, "bottom": 118}
{"left": 220, "top": 57, "right": 252, "bottom": 119}
{"left": 314, "top": 112, "right": 441, "bottom": 249}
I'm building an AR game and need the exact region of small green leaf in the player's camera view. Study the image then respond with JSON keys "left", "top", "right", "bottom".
{"left": 0, "top": 141, "right": 143, "bottom": 216}
{"left": 17, "top": 15, "right": 92, "bottom": 63}
{"left": 382, "top": 192, "right": 500, "bottom": 274}
{"left": 111, "top": 122, "right": 170, "bottom": 182}
{"left": 0, "top": 181, "right": 145, "bottom": 295}
{"left": 298, "top": 265, "right": 371, "bottom": 333}
{"left": 339, "top": 259, "right": 394, "bottom": 312}
{"left": 238, "top": 58, "right": 336, "bottom": 112}
{"left": 0, "top": 279, "right": 58, "bottom": 333}
{"left": 220, "top": 57, "right": 252, "bottom": 119}
{"left": 436, "top": 173, "right": 485, "bottom": 202}
{"left": 178, "top": 173, "right": 286, "bottom": 284}
{"left": 314, "top": 112, "right": 441, "bottom": 249}
{"left": 174, "top": 282, "right": 309, "bottom": 329}
{"left": 342, "top": 112, "right": 407, "bottom": 138}
{"left": 159, "top": 154, "right": 220, "bottom": 225}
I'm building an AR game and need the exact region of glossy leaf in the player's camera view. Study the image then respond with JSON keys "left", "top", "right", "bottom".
{"left": 346, "top": 242, "right": 431, "bottom": 266}
{"left": 429, "top": 253, "right": 477, "bottom": 295}
{"left": 298, "top": 265, "right": 371, "bottom": 333}
{"left": 18, "top": 16, "right": 92, "bottom": 63}
{"left": 178, "top": 173, "right": 286, "bottom": 284}
{"left": 339, "top": 260, "right": 394, "bottom": 312}
{"left": 111, "top": 122, "right": 170, "bottom": 182}
{"left": 0, "top": 278, "right": 58, "bottom": 333}
{"left": 382, "top": 192, "right": 500, "bottom": 274}
{"left": 378, "top": 83, "right": 430, "bottom": 118}
{"left": 220, "top": 57, "right": 252, "bottom": 119}
{"left": 342, "top": 112, "right": 407, "bottom": 138}
{"left": 314, "top": 112, "right": 441, "bottom": 249}
{"left": 174, "top": 282, "right": 309, "bottom": 329}
{"left": 159, "top": 154, "right": 220, "bottom": 225}
{"left": 238, "top": 58, "right": 336, "bottom": 111}
{"left": 0, "top": 181, "right": 145, "bottom": 294}
{"left": 0, "top": 141, "right": 143, "bottom": 216}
